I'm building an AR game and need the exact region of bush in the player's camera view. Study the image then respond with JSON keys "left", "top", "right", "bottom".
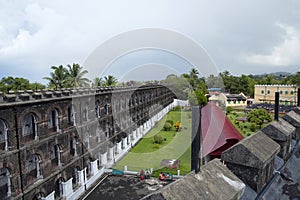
{"left": 166, "top": 120, "right": 174, "bottom": 126}
{"left": 226, "top": 106, "right": 233, "bottom": 115}
{"left": 250, "top": 123, "right": 256, "bottom": 132}
{"left": 174, "top": 121, "right": 182, "bottom": 132}
{"left": 154, "top": 134, "right": 163, "bottom": 144}
{"left": 153, "top": 143, "right": 160, "bottom": 149}
{"left": 164, "top": 122, "right": 172, "bottom": 131}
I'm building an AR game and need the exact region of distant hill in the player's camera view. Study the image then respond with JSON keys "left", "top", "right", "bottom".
{"left": 249, "top": 72, "right": 292, "bottom": 80}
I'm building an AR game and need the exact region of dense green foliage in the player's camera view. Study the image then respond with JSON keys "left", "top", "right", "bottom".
{"left": 247, "top": 108, "right": 272, "bottom": 128}
{"left": 0, "top": 76, "right": 45, "bottom": 93}
{"left": 188, "top": 89, "right": 208, "bottom": 107}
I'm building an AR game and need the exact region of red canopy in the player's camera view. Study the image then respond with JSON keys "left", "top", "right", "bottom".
{"left": 202, "top": 102, "right": 243, "bottom": 157}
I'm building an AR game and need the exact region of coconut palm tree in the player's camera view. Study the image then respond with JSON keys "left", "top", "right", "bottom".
{"left": 43, "top": 65, "right": 68, "bottom": 89}
{"left": 104, "top": 75, "right": 118, "bottom": 86}
{"left": 189, "top": 68, "right": 199, "bottom": 79}
{"left": 66, "top": 63, "right": 89, "bottom": 88}
{"left": 93, "top": 77, "right": 104, "bottom": 87}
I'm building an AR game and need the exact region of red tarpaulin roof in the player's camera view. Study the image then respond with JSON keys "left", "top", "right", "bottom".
{"left": 202, "top": 102, "right": 243, "bottom": 157}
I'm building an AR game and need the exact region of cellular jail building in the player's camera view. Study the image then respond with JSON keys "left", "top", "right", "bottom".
{"left": 0, "top": 84, "right": 176, "bottom": 200}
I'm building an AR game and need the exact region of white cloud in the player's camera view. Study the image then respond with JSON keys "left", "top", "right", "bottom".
{"left": 244, "top": 23, "right": 300, "bottom": 66}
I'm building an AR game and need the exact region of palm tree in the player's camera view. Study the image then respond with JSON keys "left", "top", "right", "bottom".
{"left": 189, "top": 68, "right": 199, "bottom": 79}
{"left": 43, "top": 65, "right": 68, "bottom": 89}
{"left": 104, "top": 75, "right": 118, "bottom": 86}
{"left": 66, "top": 63, "right": 89, "bottom": 88}
{"left": 93, "top": 77, "right": 103, "bottom": 87}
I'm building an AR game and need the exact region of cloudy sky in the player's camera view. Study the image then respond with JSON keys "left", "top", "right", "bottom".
{"left": 0, "top": 0, "right": 300, "bottom": 84}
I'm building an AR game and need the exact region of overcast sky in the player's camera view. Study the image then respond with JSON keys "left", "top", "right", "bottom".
{"left": 0, "top": 0, "right": 300, "bottom": 84}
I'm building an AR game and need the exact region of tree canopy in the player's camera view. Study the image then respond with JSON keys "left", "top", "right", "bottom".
{"left": 247, "top": 108, "right": 272, "bottom": 128}
{"left": 0, "top": 76, "right": 45, "bottom": 93}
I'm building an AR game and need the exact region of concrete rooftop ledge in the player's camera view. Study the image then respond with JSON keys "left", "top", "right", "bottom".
{"left": 143, "top": 159, "right": 245, "bottom": 200}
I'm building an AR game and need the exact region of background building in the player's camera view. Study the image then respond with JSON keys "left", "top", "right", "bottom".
{"left": 254, "top": 85, "right": 298, "bottom": 105}
{"left": 209, "top": 93, "right": 247, "bottom": 108}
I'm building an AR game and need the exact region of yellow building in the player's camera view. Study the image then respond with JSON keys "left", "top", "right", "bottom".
{"left": 209, "top": 93, "right": 247, "bottom": 108}
{"left": 254, "top": 85, "right": 298, "bottom": 105}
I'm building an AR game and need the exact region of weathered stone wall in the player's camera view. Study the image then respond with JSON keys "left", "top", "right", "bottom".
{"left": 0, "top": 84, "right": 175, "bottom": 199}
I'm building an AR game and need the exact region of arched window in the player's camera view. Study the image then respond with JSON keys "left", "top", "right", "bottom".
{"left": 22, "top": 113, "right": 38, "bottom": 140}
{"left": 104, "top": 99, "right": 109, "bottom": 115}
{"left": 68, "top": 105, "right": 76, "bottom": 126}
{"left": 70, "top": 137, "right": 78, "bottom": 157}
{"left": 48, "top": 109, "right": 60, "bottom": 132}
{"left": 72, "top": 166, "right": 81, "bottom": 186}
{"left": 51, "top": 145, "right": 62, "bottom": 167}
{"left": 55, "top": 178, "right": 64, "bottom": 198}
{"left": 0, "top": 119, "right": 8, "bottom": 151}
{"left": 261, "top": 90, "right": 264, "bottom": 94}
{"left": 26, "top": 154, "right": 42, "bottom": 180}
{"left": 0, "top": 168, "right": 11, "bottom": 200}
{"left": 83, "top": 103, "right": 89, "bottom": 121}
{"left": 95, "top": 100, "right": 100, "bottom": 118}
{"left": 32, "top": 192, "right": 45, "bottom": 200}
{"left": 96, "top": 127, "right": 101, "bottom": 143}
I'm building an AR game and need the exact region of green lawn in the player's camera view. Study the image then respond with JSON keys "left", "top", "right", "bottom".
{"left": 114, "top": 108, "right": 192, "bottom": 176}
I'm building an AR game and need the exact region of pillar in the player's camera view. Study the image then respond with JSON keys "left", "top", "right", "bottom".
{"left": 90, "top": 160, "right": 98, "bottom": 176}
{"left": 108, "top": 147, "right": 114, "bottom": 160}
{"left": 100, "top": 152, "right": 107, "bottom": 165}
{"left": 62, "top": 178, "right": 73, "bottom": 198}
{"left": 77, "top": 169, "right": 85, "bottom": 186}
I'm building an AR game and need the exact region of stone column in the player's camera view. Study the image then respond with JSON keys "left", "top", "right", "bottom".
{"left": 100, "top": 152, "right": 107, "bottom": 165}
{"left": 117, "top": 142, "right": 122, "bottom": 153}
{"left": 62, "top": 178, "right": 73, "bottom": 198}
{"left": 77, "top": 169, "right": 85, "bottom": 186}
{"left": 128, "top": 134, "right": 131, "bottom": 144}
{"left": 122, "top": 137, "right": 128, "bottom": 149}
{"left": 108, "top": 147, "right": 114, "bottom": 160}
{"left": 90, "top": 160, "right": 98, "bottom": 176}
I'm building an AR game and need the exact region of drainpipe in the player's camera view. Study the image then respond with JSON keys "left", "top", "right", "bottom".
{"left": 191, "top": 106, "right": 201, "bottom": 173}
{"left": 274, "top": 92, "right": 279, "bottom": 121}
{"left": 297, "top": 88, "right": 300, "bottom": 107}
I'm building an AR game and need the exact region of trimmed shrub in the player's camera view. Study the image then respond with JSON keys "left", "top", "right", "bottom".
{"left": 154, "top": 134, "right": 163, "bottom": 144}
{"left": 166, "top": 120, "right": 174, "bottom": 126}
{"left": 164, "top": 122, "right": 172, "bottom": 131}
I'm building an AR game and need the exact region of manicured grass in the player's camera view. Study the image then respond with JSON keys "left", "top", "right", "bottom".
{"left": 114, "top": 108, "right": 192, "bottom": 176}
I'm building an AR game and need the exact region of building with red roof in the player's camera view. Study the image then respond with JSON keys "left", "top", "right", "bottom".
{"left": 201, "top": 102, "right": 243, "bottom": 161}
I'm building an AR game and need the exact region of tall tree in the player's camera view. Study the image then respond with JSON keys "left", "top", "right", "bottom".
{"left": 66, "top": 63, "right": 89, "bottom": 88}
{"left": 188, "top": 89, "right": 208, "bottom": 107}
{"left": 43, "top": 65, "right": 68, "bottom": 89}
{"left": 104, "top": 75, "right": 118, "bottom": 86}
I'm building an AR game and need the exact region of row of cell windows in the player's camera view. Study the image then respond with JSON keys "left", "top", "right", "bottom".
{"left": 227, "top": 100, "right": 246, "bottom": 105}
{"left": 261, "top": 90, "right": 296, "bottom": 95}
